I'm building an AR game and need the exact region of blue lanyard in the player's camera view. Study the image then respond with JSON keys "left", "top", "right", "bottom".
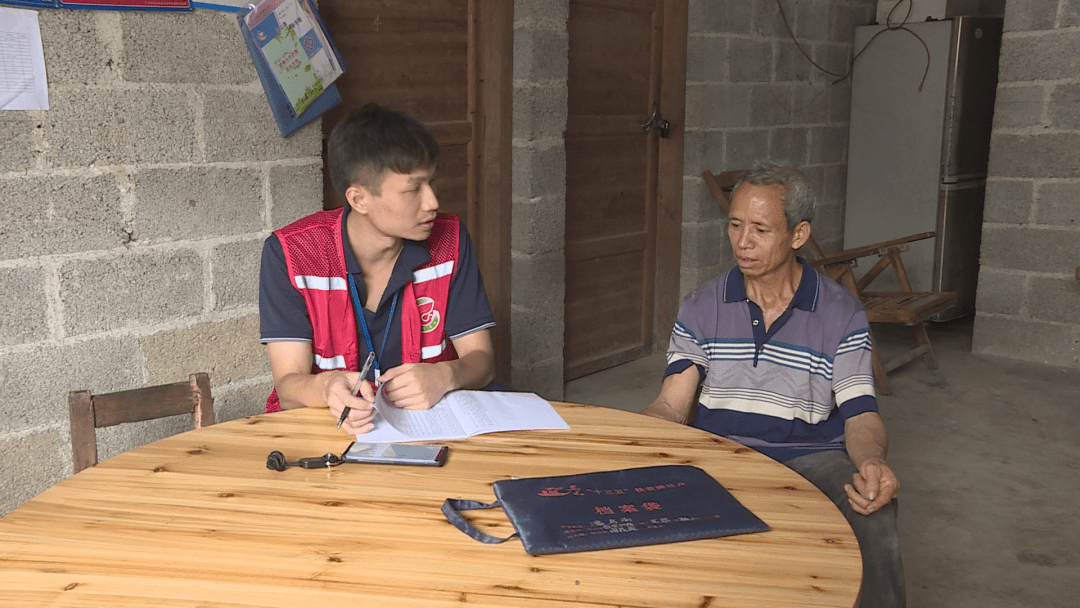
{"left": 347, "top": 274, "right": 399, "bottom": 381}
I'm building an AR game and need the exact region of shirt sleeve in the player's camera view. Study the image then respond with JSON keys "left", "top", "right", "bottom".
{"left": 258, "top": 234, "right": 314, "bottom": 343}
{"left": 832, "top": 308, "right": 878, "bottom": 419}
{"left": 445, "top": 219, "right": 496, "bottom": 340}
{"left": 663, "top": 293, "right": 709, "bottom": 384}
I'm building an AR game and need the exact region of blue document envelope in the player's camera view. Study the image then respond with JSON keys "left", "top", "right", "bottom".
{"left": 237, "top": 0, "right": 345, "bottom": 138}
{"left": 443, "top": 465, "right": 770, "bottom": 555}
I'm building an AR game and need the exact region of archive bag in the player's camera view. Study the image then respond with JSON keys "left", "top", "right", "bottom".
{"left": 441, "top": 465, "right": 770, "bottom": 555}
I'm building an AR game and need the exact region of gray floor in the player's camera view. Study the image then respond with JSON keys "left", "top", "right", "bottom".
{"left": 564, "top": 318, "right": 1080, "bottom": 608}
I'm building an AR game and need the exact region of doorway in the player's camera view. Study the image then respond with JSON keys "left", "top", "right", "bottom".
{"left": 563, "top": 0, "right": 687, "bottom": 380}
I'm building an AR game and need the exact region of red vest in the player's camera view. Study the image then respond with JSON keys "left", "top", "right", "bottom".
{"left": 265, "top": 209, "right": 460, "bottom": 412}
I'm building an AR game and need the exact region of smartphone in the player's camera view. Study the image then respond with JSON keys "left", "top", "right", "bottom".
{"left": 342, "top": 442, "right": 448, "bottom": 467}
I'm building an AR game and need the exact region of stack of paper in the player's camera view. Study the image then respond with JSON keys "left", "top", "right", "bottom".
{"left": 360, "top": 390, "right": 571, "bottom": 443}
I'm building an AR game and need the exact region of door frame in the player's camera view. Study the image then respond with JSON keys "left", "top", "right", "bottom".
{"left": 652, "top": 0, "right": 687, "bottom": 350}
{"left": 473, "top": 1, "right": 514, "bottom": 383}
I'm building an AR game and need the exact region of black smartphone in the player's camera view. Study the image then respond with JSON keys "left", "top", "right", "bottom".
{"left": 342, "top": 442, "right": 448, "bottom": 466}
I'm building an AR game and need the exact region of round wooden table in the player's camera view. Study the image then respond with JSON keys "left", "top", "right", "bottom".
{"left": 0, "top": 403, "right": 860, "bottom": 607}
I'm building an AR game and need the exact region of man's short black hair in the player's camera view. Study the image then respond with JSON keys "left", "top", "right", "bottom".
{"left": 327, "top": 103, "right": 439, "bottom": 198}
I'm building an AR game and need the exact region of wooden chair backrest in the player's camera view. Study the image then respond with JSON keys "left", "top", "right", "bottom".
{"left": 69, "top": 372, "right": 214, "bottom": 473}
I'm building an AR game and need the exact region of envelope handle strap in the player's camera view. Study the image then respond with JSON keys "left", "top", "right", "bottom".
{"left": 441, "top": 499, "right": 520, "bottom": 544}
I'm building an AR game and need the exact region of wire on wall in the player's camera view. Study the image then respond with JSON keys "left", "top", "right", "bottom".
{"left": 775, "top": 0, "right": 931, "bottom": 91}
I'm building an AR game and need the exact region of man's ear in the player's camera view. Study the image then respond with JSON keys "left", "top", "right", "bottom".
{"left": 344, "top": 183, "right": 371, "bottom": 214}
{"left": 790, "top": 220, "right": 811, "bottom": 251}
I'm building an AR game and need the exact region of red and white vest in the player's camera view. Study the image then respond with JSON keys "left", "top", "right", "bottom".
{"left": 265, "top": 209, "right": 460, "bottom": 413}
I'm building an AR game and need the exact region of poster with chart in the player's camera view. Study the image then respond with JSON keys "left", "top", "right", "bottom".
{"left": 0, "top": 6, "right": 49, "bottom": 111}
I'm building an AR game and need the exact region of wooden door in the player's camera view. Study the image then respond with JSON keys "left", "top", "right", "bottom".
{"left": 317, "top": 1, "right": 512, "bottom": 381}
{"left": 564, "top": 0, "right": 687, "bottom": 380}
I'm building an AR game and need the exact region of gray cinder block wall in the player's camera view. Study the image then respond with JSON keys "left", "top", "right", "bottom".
{"left": 973, "top": 0, "right": 1080, "bottom": 368}
{"left": 680, "top": 0, "right": 877, "bottom": 296}
{"left": 510, "top": 0, "right": 569, "bottom": 400}
{"left": 0, "top": 10, "right": 321, "bottom": 516}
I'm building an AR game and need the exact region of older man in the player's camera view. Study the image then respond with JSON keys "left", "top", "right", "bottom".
{"left": 642, "top": 161, "right": 905, "bottom": 607}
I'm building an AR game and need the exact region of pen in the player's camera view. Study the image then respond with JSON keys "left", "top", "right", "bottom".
{"left": 337, "top": 351, "right": 376, "bottom": 429}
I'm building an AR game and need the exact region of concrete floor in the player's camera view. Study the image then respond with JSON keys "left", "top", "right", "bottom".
{"left": 564, "top": 318, "right": 1080, "bottom": 608}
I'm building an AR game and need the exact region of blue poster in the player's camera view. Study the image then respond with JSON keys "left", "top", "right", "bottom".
{"left": 0, "top": 1, "right": 59, "bottom": 8}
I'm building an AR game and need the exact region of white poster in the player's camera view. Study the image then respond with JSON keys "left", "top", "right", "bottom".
{"left": 0, "top": 7, "right": 49, "bottom": 111}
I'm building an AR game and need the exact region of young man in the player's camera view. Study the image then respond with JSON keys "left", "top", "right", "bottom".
{"left": 643, "top": 161, "right": 905, "bottom": 607}
{"left": 259, "top": 104, "right": 496, "bottom": 434}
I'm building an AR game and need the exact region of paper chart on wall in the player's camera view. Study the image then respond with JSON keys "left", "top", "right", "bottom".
{"left": 0, "top": 7, "right": 49, "bottom": 111}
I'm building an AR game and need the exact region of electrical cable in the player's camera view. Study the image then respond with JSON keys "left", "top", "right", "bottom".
{"left": 266, "top": 450, "right": 342, "bottom": 471}
{"left": 774, "top": 0, "right": 931, "bottom": 92}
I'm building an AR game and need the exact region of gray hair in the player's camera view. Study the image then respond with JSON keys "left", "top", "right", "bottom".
{"left": 731, "top": 160, "right": 816, "bottom": 230}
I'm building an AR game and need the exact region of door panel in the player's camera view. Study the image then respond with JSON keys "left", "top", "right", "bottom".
{"left": 564, "top": 0, "right": 673, "bottom": 380}
{"left": 565, "top": 130, "right": 649, "bottom": 242}
{"left": 566, "top": 250, "right": 648, "bottom": 366}
{"left": 317, "top": 0, "right": 512, "bottom": 381}
{"left": 318, "top": 2, "right": 471, "bottom": 207}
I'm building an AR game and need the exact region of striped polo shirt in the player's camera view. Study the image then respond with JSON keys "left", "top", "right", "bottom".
{"left": 665, "top": 259, "right": 878, "bottom": 462}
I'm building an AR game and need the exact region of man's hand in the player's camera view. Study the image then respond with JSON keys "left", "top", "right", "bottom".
{"left": 378, "top": 363, "right": 452, "bottom": 410}
{"left": 843, "top": 412, "right": 900, "bottom": 516}
{"left": 376, "top": 329, "right": 496, "bottom": 410}
{"left": 267, "top": 342, "right": 380, "bottom": 434}
{"left": 845, "top": 458, "right": 900, "bottom": 515}
{"left": 322, "top": 371, "right": 377, "bottom": 434}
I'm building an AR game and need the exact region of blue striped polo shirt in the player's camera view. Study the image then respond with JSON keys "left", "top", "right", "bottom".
{"left": 665, "top": 259, "right": 878, "bottom": 462}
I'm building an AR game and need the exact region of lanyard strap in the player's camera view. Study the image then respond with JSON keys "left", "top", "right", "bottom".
{"left": 347, "top": 274, "right": 399, "bottom": 380}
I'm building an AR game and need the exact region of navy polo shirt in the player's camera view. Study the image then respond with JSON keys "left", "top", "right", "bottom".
{"left": 663, "top": 259, "right": 878, "bottom": 462}
{"left": 258, "top": 208, "right": 495, "bottom": 382}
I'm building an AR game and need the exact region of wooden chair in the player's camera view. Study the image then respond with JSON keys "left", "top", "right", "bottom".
{"left": 69, "top": 372, "right": 215, "bottom": 473}
{"left": 702, "top": 170, "right": 957, "bottom": 395}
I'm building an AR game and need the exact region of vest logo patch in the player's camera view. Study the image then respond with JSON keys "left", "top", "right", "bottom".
{"left": 417, "top": 296, "right": 440, "bottom": 333}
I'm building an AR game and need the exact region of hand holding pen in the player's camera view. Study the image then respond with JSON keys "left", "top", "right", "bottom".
{"left": 337, "top": 351, "right": 376, "bottom": 430}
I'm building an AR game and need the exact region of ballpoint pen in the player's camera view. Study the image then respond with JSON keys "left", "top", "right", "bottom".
{"left": 337, "top": 351, "right": 376, "bottom": 429}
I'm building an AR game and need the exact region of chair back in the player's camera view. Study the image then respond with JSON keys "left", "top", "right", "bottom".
{"left": 69, "top": 372, "right": 214, "bottom": 473}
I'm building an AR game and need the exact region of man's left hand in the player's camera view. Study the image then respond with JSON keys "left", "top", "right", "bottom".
{"left": 378, "top": 363, "right": 452, "bottom": 410}
{"left": 844, "top": 458, "right": 900, "bottom": 516}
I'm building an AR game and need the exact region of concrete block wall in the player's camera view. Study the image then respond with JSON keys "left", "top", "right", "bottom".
{"left": 973, "top": 0, "right": 1080, "bottom": 368}
{"left": 680, "top": 0, "right": 876, "bottom": 297}
{"left": 510, "top": 0, "right": 569, "bottom": 400}
{"left": 0, "top": 9, "right": 323, "bottom": 515}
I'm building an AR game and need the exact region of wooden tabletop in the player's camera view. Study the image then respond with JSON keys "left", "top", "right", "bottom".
{"left": 0, "top": 403, "right": 860, "bottom": 607}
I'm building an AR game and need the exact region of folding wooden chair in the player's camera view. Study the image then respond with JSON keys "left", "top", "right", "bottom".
{"left": 702, "top": 170, "right": 957, "bottom": 395}
{"left": 69, "top": 372, "right": 215, "bottom": 473}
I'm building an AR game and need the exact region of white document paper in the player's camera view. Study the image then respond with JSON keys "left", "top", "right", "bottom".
{"left": 0, "top": 7, "right": 48, "bottom": 111}
{"left": 359, "top": 390, "right": 570, "bottom": 443}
